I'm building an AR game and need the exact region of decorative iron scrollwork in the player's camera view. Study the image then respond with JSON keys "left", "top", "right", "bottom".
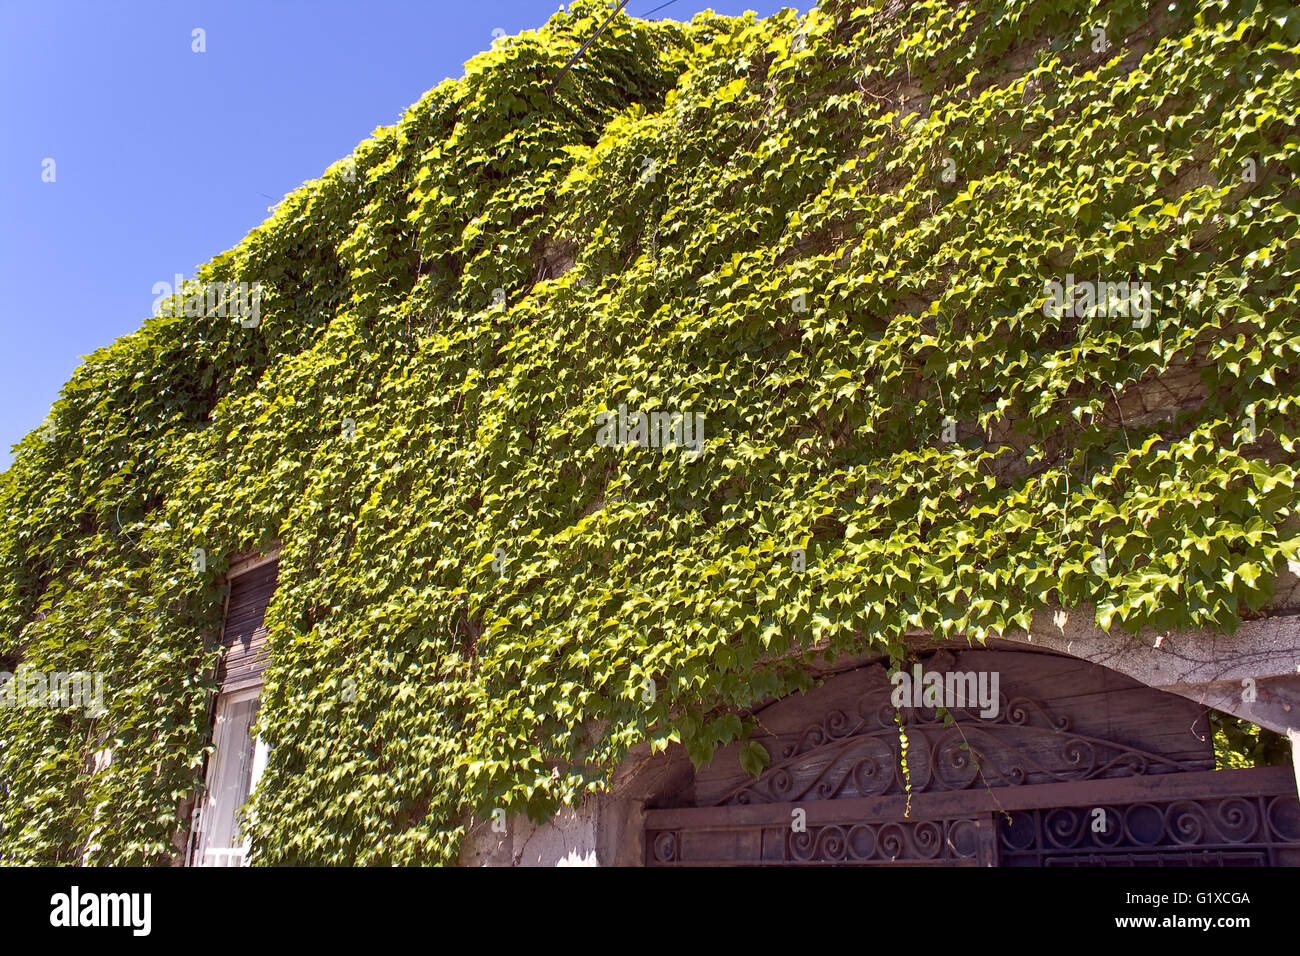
{"left": 649, "top": 830, "right": 679, "bottom": 864}
{"left": 998, "top": 794, "right": 1300, "bottom": 865}
{"left": 788, "top": 818, "right": 982, "bottom": 864}
{"left": 719, "top": 691, "right": 1190, "bottom": 806}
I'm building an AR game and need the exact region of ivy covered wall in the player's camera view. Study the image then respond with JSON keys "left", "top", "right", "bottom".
{"left": 1, "top": 0, "right": 1297, "bottom": 864}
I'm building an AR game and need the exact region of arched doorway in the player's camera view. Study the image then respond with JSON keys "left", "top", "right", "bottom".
{"left": 644, "top": 648, "right": 1300, "bottom": 866}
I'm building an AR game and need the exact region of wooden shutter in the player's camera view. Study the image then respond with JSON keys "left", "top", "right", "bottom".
{"left": 217, "top": 561, "right": 278, "bottom": 693}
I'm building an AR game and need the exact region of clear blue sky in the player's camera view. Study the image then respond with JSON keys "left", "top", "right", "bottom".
{"left": 0, "top": 0, "right": 800, "bottom": 470}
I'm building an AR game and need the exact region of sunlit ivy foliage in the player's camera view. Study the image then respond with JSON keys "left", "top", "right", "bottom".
{"left": 1211, "top": 712, "right": 1290, "bottom": 769}
{"left": 2, "top": 0, "right": 1298, "bottom": 864}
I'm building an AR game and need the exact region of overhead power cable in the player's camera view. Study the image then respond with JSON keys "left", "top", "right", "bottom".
{"left": 546, "top": 0, "right": 633, "bottom": 98}
{"left": 641, "top": 0, "right": 681, "bottom": 17}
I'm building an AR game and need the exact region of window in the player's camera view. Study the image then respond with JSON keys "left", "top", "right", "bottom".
{"left": 195, "top": 688, "right": 267, "bottom": 866}
{"left": 189, "top": 556, "right": 277, "bottom": 867}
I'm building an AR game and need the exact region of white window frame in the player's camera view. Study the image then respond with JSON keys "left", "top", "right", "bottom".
{"left": 186, "top": 549, "right": 278, "bottom": 867}
{"left": 193, "top": 687, "right": 268, "bottom": 867}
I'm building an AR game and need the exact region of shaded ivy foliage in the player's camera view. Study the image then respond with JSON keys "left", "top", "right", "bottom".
{"left": 2, "top": 0, "right": 1298, "bottom": 864}
{"left": 1211, "top": 711, "right": 1290, "bottom": 769}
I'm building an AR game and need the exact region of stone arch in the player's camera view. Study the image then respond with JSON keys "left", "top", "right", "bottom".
{"left": 460, "top": 621, "right": 1300, "bottom": 865}
{"left": 626, "top": 644, "right": 1300, "bottom": 866}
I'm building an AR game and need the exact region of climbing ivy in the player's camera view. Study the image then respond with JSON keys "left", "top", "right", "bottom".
{"left": 1, "top": 0, "right": 1298, "bottom": 864}
{"left": 1211, "top": 712, "right": 1290, "bottom": 769}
